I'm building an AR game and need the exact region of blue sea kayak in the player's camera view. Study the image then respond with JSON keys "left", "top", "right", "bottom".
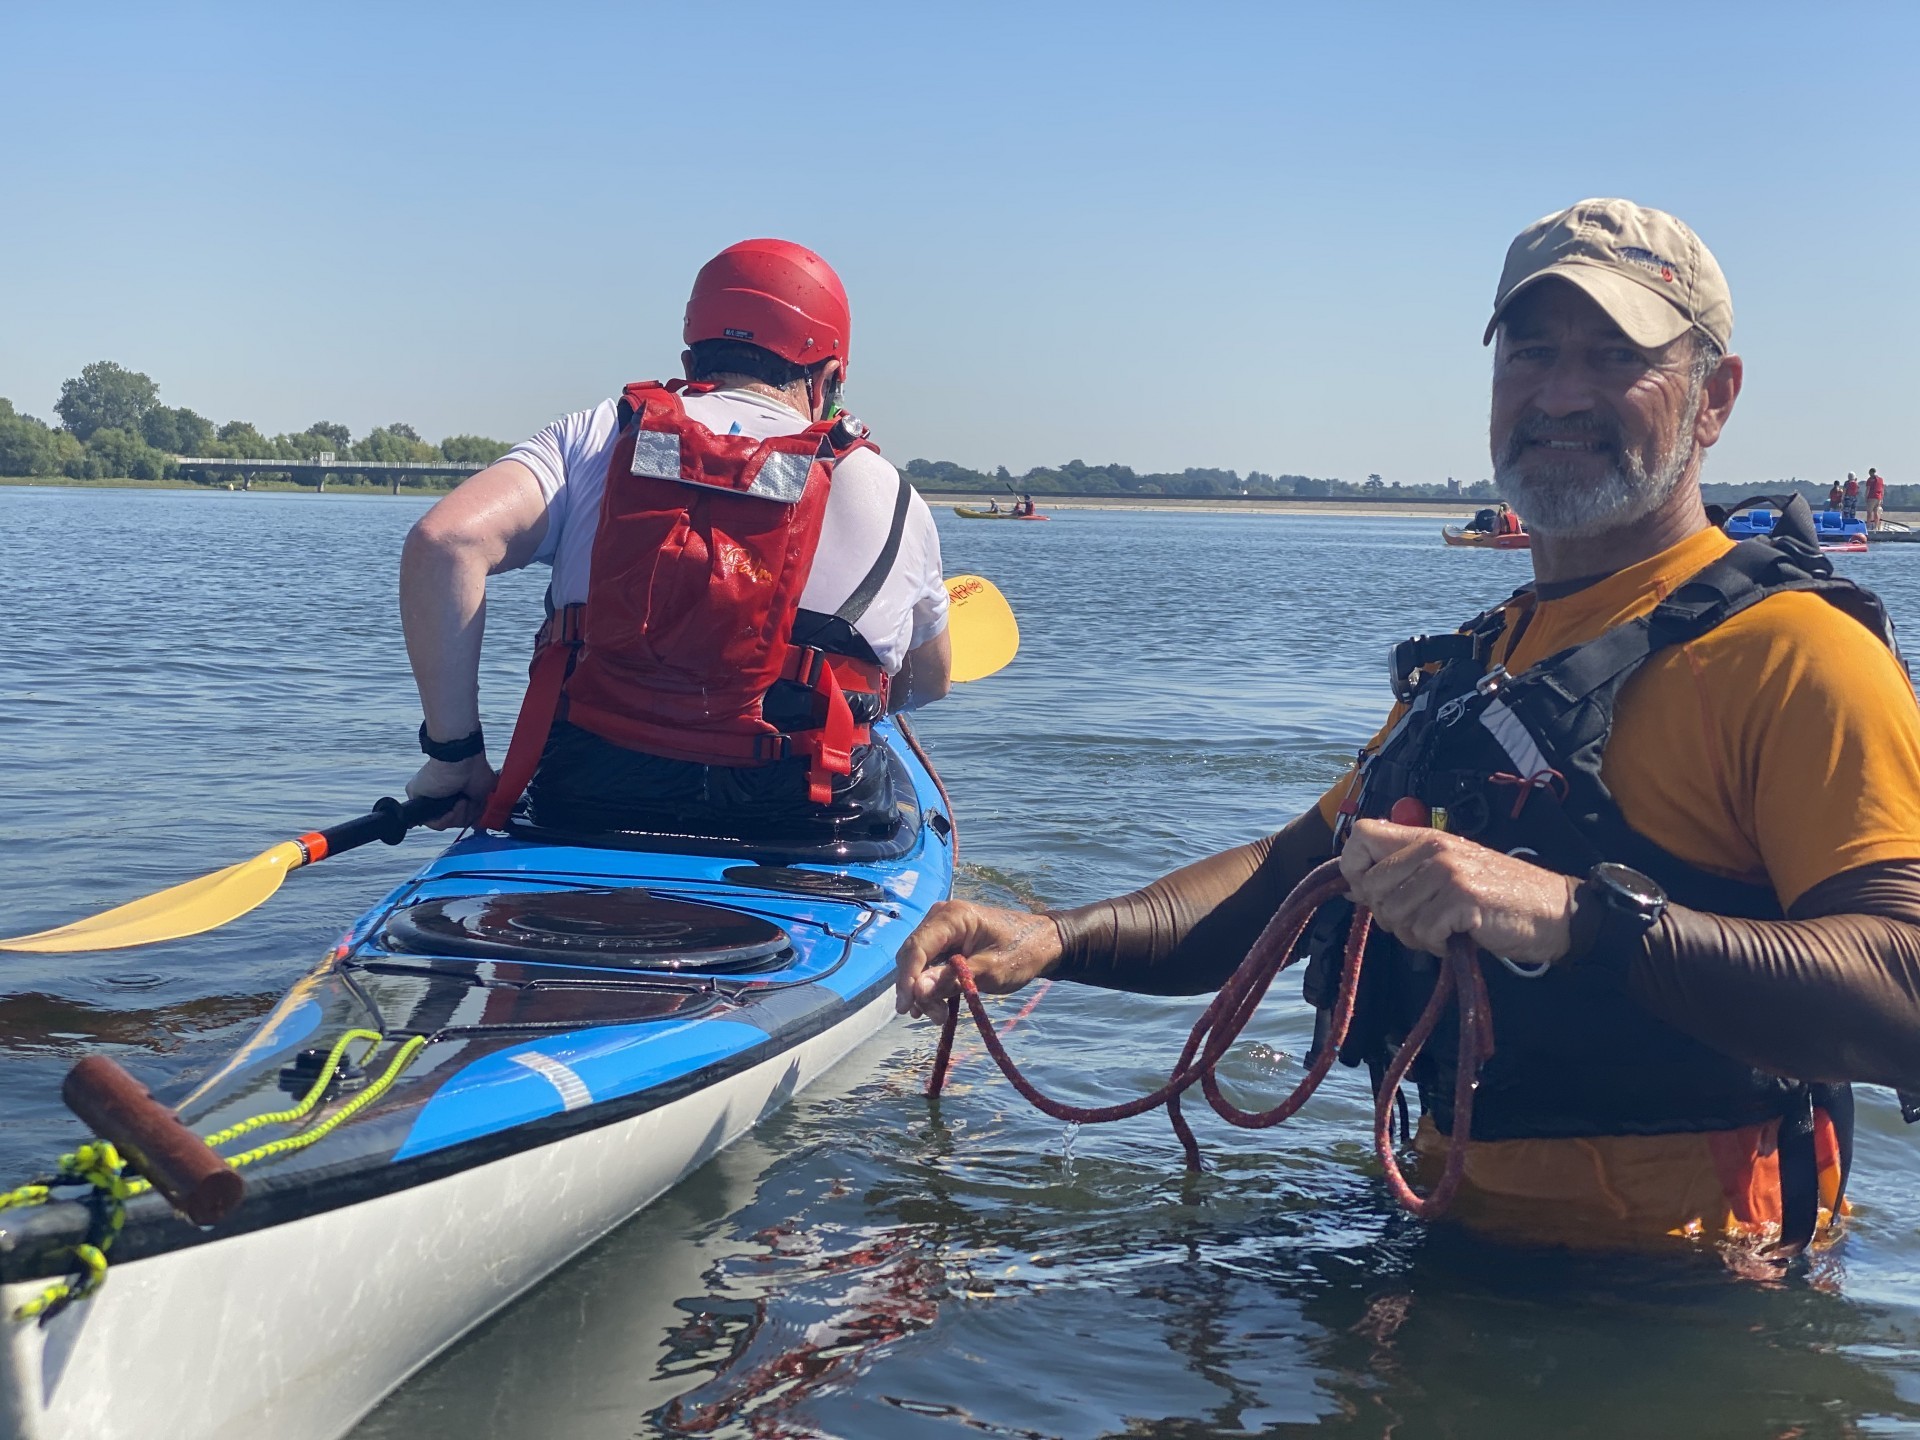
{"left": 1725, "top": 507, "right": 1869, "bottom": 551}
{"left": 0, "top": 716, "right": 954, "bottom": 1440}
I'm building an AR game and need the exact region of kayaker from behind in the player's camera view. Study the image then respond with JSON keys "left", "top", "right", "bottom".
{"left": 895, "top": 198, "right": 1920, "bottom": 1249}
{"left": 402, "top": 239, "right": 952, "bottom": 836}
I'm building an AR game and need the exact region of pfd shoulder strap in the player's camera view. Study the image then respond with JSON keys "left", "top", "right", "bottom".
{"left": 836, "top": 469, "right": 913, "bottom": 627}
{"left": 790, "top": 468, "right": 913, "bottom": 668}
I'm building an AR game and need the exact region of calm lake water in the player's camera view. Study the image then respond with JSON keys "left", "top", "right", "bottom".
{"left": 5, "top": 485, "right": 1920, "bottom": 1439}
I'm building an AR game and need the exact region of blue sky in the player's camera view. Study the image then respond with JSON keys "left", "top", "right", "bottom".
{"left": 2, "top": 1, "right": 1913, "bottom": 486}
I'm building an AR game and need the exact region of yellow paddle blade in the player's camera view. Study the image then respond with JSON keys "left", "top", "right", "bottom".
{"left": 0, "top": 841, "right": 308, "bottom": 954}
{"left": 946, "top": 574, "right": 1020, "bottom": 683}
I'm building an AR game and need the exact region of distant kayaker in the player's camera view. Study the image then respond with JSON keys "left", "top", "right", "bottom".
{"left": 401, "top": 239, "right": 952, "bottom": 836}
{"left": 1466, "top": 502, "right": 1522, "bottom": 536}
{"left": 1867, "top": 468, "right": 1887, "bottom": 529}
{"left": 895, "top": 198, "right": 1920, "bottom": 1250}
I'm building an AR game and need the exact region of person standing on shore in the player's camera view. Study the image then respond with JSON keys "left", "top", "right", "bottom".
{"left": 1844, "top": 472, "right": 1861, "bottom": 521}
{"left": 893, "top": 198, "right": 1920, "bottom": 1250}
{"left": 400, "top": 239, "right": 952, "bottom": 838}
{"left": 1867, "top": 468, "right": 1888, "bottom": 529}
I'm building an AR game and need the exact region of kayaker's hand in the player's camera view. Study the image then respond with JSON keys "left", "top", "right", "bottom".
{"left": 894, "top": 902, "right": 1063, "bottom": 1020}
{"left": 406, "top": 755, "right": 498, "bottom": 831}
{"left": 1340, "top": 819, "right": 1577, "bottom": 965}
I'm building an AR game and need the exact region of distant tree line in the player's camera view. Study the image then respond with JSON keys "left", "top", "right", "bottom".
{"left": 905, "top": 457, "right": 1904, "bottom": 509}
{"left": 3, "top": 362, "right": 1892, "bottom": 512}
{"left": 0, "top": 361, "right": 510, "bottom": 486}
{"left": 904, "top": 457, "right": 1501, "bottom": 500}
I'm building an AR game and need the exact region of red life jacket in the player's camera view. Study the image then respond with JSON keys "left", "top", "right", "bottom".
{"left": 479, "top": 381, "right": 887, "bottom": 829}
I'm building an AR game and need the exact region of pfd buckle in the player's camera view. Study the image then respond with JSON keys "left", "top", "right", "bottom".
{"left": 1475, "top": 665, "right": 1510, "bottom": 699}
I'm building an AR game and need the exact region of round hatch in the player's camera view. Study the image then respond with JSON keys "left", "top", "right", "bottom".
{"left": 382, "top": 890, "right": 791, "bottom": 972}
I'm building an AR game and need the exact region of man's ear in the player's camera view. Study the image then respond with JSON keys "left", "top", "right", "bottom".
{"left": 1695, "top": 352, "right": 1743, "bottom": 450}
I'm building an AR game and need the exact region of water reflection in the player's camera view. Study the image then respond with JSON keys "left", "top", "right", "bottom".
{"left": 9, "top": 491, "right": 1920, "bottom": 1437}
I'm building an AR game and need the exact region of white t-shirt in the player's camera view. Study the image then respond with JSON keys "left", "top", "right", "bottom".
{"left": 507, "top": 388, "right": 947, "bottom": 673}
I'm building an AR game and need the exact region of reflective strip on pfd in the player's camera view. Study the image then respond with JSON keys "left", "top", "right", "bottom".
{"left": 629, "top": 419, "right": 823, "bottom": 504}
{"left": 1479, "top": 698, "right": 1551, "bottom": 778}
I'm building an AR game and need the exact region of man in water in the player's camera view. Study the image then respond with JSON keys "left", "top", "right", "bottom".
{"left": 402, "top": 239, "right": 952, "bottom": 836}
{"left": 894, "top": 199, "right": 1920, "bottom": 1248}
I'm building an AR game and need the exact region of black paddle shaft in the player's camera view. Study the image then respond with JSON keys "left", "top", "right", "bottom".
{"left": 306, "top": 794, "right": 455, "bottom": 862}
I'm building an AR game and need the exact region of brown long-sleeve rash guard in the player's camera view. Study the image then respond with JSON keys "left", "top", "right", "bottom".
{"left": 1049, "top": 817, "right": 1920, "bottom": 1094}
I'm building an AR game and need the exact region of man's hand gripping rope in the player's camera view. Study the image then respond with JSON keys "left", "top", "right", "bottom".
{"left": 924, "top": 859, "right": 1497, "bottom": 1219}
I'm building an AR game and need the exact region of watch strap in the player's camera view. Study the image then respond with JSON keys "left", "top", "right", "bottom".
{"left": 419, "top": 723, "right": 485, "bottom": 763}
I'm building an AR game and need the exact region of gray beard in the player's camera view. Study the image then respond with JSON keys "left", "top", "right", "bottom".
{"left": 1494, "top": 389, "right": 1702, "bottom": 539}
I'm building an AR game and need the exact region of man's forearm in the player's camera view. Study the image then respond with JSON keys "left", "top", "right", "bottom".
{"left": 1628, "top": 860, "right": 1920, "bottom": 1092}
{"left": 400, "top": 526, "right": 491, "bottom": 740}
{"left": 1048, "top": 809, "right": 1336, "bottom": 995}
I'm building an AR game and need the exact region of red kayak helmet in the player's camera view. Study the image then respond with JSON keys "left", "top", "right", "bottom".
{"left": 684, "top": 239, "right": 851, "bottom": 371}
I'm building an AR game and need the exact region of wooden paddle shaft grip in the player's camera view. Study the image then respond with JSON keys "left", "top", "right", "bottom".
{"left": 61, "top": 1056, "right": 245, "bottom": 1226}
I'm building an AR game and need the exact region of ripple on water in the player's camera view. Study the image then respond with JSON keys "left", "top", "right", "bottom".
{"left": 8, "top": 492, "right": 1920, "bottom": 1438}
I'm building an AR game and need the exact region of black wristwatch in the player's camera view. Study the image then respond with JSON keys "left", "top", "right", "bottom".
{"left": 418, "top": 722, "right": 485, "bottom": 763}
{"left": 1565, "top": 862, "right": 1667, "bottom": 970}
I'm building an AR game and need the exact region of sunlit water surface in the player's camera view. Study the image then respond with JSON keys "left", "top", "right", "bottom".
{"left": 5, "top": 487, "right": 1920, "bottom": 1439}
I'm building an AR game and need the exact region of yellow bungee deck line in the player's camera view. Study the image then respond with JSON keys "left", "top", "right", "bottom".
{"left": 0, "top": 574, "right": 1019, "bottom": 956}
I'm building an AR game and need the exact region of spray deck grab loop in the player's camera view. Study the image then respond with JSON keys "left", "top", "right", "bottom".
{"left": 927, "top": 858, "right": 1497, "bottom": 1220}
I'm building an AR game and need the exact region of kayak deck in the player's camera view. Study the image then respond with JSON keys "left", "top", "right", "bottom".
{"left": 0, "top": 720, "right": 953, "bottom": 1440}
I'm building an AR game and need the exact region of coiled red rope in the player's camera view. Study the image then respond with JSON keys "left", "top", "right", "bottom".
{"left": 927, "top": 859, "right": 1497, "bottom": 1219}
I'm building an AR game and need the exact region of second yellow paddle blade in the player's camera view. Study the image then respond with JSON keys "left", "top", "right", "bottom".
{"left": 0, "top": 841, "right": 307, "bottom": 954}
{"left": 946, "top": 574, "right": 1019, "bottom": 683}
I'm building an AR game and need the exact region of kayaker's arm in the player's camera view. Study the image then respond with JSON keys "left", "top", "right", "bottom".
{"left": 400, "top": 458, "right": 550, "bottom": 829}
{"left": 1626, "top": 860, "right": 1920, "bottom": 1092}
{"left": 890, "top": 629, "right": 952, "bottom": 713}
{"left": 1047, "top": 809, "right": 1337, "bottom": 995}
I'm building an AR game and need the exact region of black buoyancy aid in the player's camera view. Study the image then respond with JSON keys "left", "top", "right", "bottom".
{"left": 1307, "top": 509, "right": 1902, "bottom": 1166}
{"left": 479, "top": 382, "right": 909, "bottom": 830}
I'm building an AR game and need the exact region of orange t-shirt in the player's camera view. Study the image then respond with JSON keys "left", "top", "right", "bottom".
{"left": 1314, "top": 525, "right": 1920, "bottom": 1243}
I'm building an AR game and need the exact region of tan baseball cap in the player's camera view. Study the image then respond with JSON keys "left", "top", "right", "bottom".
{"left": 1484, "top": 198, "right": 1733, "bottom": 353}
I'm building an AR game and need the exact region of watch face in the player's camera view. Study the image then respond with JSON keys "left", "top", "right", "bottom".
{"left": 1592, "top": 862, "right": 1667, "bottom": 910}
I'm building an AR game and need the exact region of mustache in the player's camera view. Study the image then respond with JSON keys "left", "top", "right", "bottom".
{"left": 1498, "top": 410, "right": 1621, "bottom": 468}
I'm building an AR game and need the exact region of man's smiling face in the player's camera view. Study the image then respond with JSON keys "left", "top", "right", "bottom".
{"left": 1490, "top": 280, "right": 1709, "bottom": 539}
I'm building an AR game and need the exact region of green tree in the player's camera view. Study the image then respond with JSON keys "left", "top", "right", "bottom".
{"left": 306, "top": 421, "right": 352, "bottom": 449}
{"left": 213, "top": 420, "right": 270, "bottom": 456}
{"left": 83, "top": 427, "right": 173, "bottom": 481}
{"left": 440, "top": 434, "right": 510, "bottom": 465}
{"left": 354, "top": 425, "right": 438, "bottom": 465}
{"left": 140, "top": 405, "right": 215, "bottom": 455}
{"left": 385, "top": 422, "right": 422, "bottom": 443}
{"left": 0, "top": 408, "right": 62, "bottom": 475}
{"left": 55, "top": 362, "right": 160, "bottom": 441}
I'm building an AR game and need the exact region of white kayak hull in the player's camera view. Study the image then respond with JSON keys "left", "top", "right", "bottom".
{"left": 0, "top": 991, "right": 899, "bottom": 1440}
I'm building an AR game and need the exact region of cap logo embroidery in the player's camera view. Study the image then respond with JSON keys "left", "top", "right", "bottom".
{"left": 723, "top": 327, "right": 754, "bottom": 340}
{"left": 1617, "top": 246, "right": 1678, "bottom": 282}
